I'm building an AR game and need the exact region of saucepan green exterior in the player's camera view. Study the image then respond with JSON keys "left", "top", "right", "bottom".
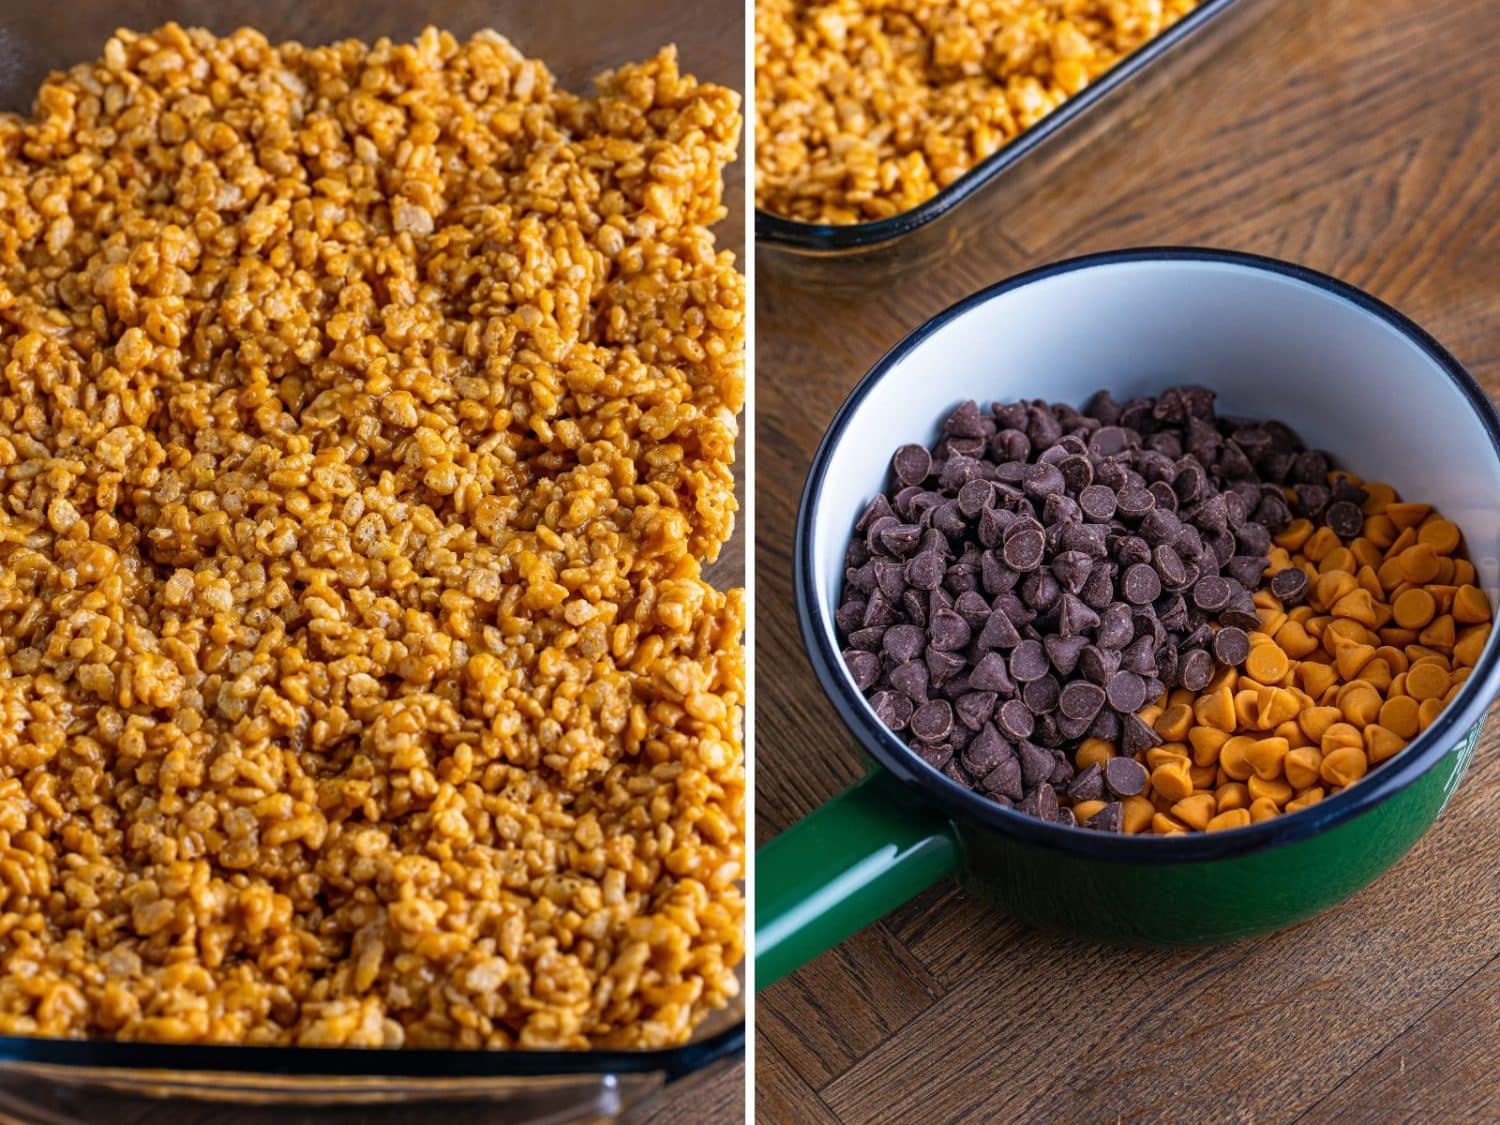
{"left": 756, "top": 249, "right": 1500, "bottom": 991}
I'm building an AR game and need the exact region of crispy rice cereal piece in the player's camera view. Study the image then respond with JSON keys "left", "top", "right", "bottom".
{"left": 756, "top": 0, "right": 1200, "bottom": 223}
{"left": 0, "top": 25, "right": 744, "bottom": 1048}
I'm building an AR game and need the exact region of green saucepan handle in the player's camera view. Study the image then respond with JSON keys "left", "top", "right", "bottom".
{"left": 755, "top": 768, "right": 961, "bottom": 990}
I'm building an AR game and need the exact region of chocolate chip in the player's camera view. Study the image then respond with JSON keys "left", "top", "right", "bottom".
{"left": 1173, "top": 462, "right": 1207, "bottom": 504}
{"left": 916, "top": 744, "right": 953, "bottom": 771}
{"left": 1122, "top": 563, "right": 1162, "bottom": 605}
{"left": 882, "top": 624, "right": 926, "bottom": 663}
{"left": 1325, "top": 500, "right": 1364, "bottom": 540}
{"left": 963, "top": 724, "right": 1012, "bottom": 772}
{"left": 1066, "top": 763, "right": 1105, "bottom": 802}
{"left": 834, "top": 599, "right": 866, "bottom": 633}
{"left": 957, "top": 478, "right": 993, "bottom": 517}
{"left": 1225, "top": 554, "right": 1268, "bottom": 590}
{"left": 1270, "top": 567, "right": 1309, "bottom": 605}
{"left": 1010, "top": 639, "right": 1049, "bottom": 683}
{"left": 1023, "top": 462, "right": 1066, "bottom": 501}
{"left": 879, "top": 523, "right": 922, "bottom": 557}
{"left": 1080, "top": 561, "right": 1117, "bottom": 609}
{"left": 1045, "top": 634, "right": 1089, "bottom": 677}
{"left": 1020, "top": 570, "right": 1062, "bottom": 613}
{"left": 996, "top": 699, "right": 1034, "bottom": 742}
{"left": 1105, "top": 671, "right": 1148, "bottom": 714}
{"left": 928, "top": 610, "right": 971, "bottom": 652}
{"left": 1059, "top": 681, "right": 1106, "bottom": 722}
{"left": 844, "top": 650, "right": 882, "bottom": 691}
{"left": 1085, "top": 801, "right": 1124, "bottom": 833}
{"left": 1179, "top": 647, "right": 1214, "bottom": 691}
{"left": 926, "top": 647, "right": 964, "bottom": 686}
{"left": 910, "top": 700, "right": 954, "bottom": 742}
{"left": 893, "top": 444, "right": 933, "bottom": 486}
{"left": 1052, "top": 550, "right": 1093, "bottom": 594}
{"left": 976, "top": 608, "right": 1022, "bottom": 651}
{"left": 944, "top": 399, "right": 985, "bottom": 438}
{"left": 1057, "top": 592, "right": 1100, "bottom": 637}
{"left": 1148, "top": 481, "right": 1179, "bottom": 513}
{"left": 1294, "top": 483, "right": 1330, "bottom": 518}
{"left": 1017, "top": 783, "right": 1059, "bottom": 822}
{"left": 1022, "top": 674, "right": 1061, "bottom": 714}
{"left": 1089, "top": 709, "right": 1121, "bottom": 742}
{"left": 872, "top": 558, "right": 906, "bottom": 602}
{"left": 905, "top": 551, "right": 946, "bottom": 591}
{"left": 855, "top": 494, "right": 895, "bottom": 534}
{"left": 1104, "top": 756, "right": 1148, "bottom": 798}
{"left": 982, "top": 757, "right": 1023, "bottom": 800}
{"left": 1332, "top": 477, "right": 1368, "bottom": 505}
{"left": 1097, "top": 603, "right": 1135, "bottom": 650}
{"left": 870, "top": 690, "right": 914, "bottom": 731}
{"left": 1016, "top": 742, "right": 1054, "bottom": 789}
{"left": 1058, "top": 455, "right": 1094, "bottom": 493}
{"left": 1192, "top": 574, "right": 1232, "bottom": 612}
{"left": 1121, "top": 635, "right": 1157, "bottom": 676}
{"left": 1153, "top": 543, "right": 1189, "bottom": 590}
{"left": 1120, "top": 713, "right": 1162, "bottom": 755}
{"left": 1116, "top": 486, "right": 1156, "bottom": 519}
{"left": 956, "top": 691, "right": 998, "bottom": 731}
{"left": 1211, "top": 625, "right": 1250, "bottom": 667}
{"left": 890, "top": 660, "right": 929, "bottom": 702}
{"left": 970, "top": 651, "right": 1016, "bottom": 695}
{"left": 1002, "top": 526, "right": 1046, "bottom": 571}
{"left": 1089, "top": 425, "right": 1129, "bottom": 457}
{"left": 1079, "top": 644, "right": 1121, "bottom": 686}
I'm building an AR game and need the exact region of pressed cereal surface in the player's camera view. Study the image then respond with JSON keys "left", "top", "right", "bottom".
{"left": 755, "top": 0, "right": 1201, "bottom": 223}
{"left": 0, "top": 24, "right": 745, "bottom": 1048}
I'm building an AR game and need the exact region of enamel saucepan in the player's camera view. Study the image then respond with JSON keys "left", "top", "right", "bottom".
{"left": 757, "top": 248, "right": 1500, "bottom": 989}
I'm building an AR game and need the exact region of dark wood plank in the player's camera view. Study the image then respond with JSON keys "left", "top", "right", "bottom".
{"left": 754, "top": 1039, "right": 843, "bottom": 1125}
{"left": 755, "top": 0, "right": 1500, "bottom": 1120}
{"left": 759, "top": 922, "right": 946, "bottom": 1090}
{"left": 1301, "top": 956, "right": 1500, "bottom": 1124}
{"left": 645, "top": 1062, "right": 745, "bottom": 1125}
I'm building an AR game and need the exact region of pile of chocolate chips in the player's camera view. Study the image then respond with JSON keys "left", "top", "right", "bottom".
{"left": 836, "top": 385, "right": 1340, "bottom": 830}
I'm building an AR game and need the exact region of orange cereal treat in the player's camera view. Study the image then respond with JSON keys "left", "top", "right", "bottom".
{"left": 755, "top": 0, "right": 1201, "bottom": 223}
{"left": 0, "top": 25, "right": 744, "bottom": 1047}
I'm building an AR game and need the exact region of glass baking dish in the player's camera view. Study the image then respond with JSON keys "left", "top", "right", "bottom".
{"left": 755, "top": 0, "right": 1259, "bottom": 281}
{"left": 0, "top": 1, "right": 745, "bottom": 1121}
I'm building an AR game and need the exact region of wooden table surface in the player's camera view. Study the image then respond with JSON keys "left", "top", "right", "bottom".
{"left": 754, "top": 0, "right": 1500, "bottom": 1121}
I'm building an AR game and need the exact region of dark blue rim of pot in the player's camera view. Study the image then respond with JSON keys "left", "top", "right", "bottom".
{"left": 755, "top": 0, "right": 1243, "bottom": 253}
{"left": 794, "top": 246, "right": 1500, "bottom": 862}
{"left": 0, "top": 1020, "right": 742, "bottom": 1082}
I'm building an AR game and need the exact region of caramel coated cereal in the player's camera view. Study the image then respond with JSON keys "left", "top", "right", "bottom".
{"left": 0, "top": 26, "right": 745, "bottom": 1047}
{"left": 756, "top": 0, "right": 1201, "bottom": 223}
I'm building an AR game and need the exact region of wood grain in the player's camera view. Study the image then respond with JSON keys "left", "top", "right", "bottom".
{"left": 754, "top": 0, "right": 1500, "bottom": 1120}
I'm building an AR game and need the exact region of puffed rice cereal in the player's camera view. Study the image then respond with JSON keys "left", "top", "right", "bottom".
{"left": 0, "top": 24, "right": 745, "bottom": 1049}
{"left": 756, "top": 0, "right": 1200, "bottom": 223}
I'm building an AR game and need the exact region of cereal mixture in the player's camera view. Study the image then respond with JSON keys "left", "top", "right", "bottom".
{"left": 0, "top": 25, "right": 745, "bottom": 1048}
{"left": 756, "top": 0, "right": 1201, "bottom": 223}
